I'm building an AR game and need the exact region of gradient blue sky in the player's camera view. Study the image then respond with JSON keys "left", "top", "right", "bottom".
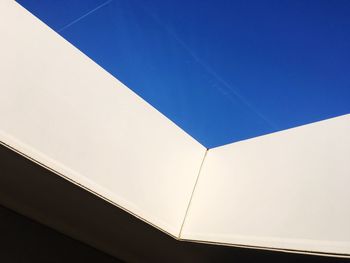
{"left": 18, "top": 0, "right": 350, "bottom": 148}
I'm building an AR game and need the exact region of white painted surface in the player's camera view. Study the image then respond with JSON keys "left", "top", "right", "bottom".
{"left": 0, "top": 1, "right": 206, "bottom": 236}
{"left": 2, "top": 1, "right": 350, "bottom": 256}
{"left": 182, "top": 114, "right": 350, "bottom": 255}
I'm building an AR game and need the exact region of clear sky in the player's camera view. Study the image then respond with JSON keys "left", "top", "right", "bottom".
{"left": 18, "top": 0, "right": 350, "bottom": 148}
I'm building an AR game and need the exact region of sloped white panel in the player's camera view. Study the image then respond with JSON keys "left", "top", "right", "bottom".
{"left": 182, "top": 114, "right": 350, "bottom": 255}
{"left": 0, "top": 1, "right": 206, "bottom": 236}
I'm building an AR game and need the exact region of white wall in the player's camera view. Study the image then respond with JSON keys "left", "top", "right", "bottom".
{"left": 0, "top": 1, "right": 206, "bottom": 236}
{"left": 182, "top": 114, "right": 350, "bottom": 255}
{"left": 2, "top": 1, "right": 350, "bottom": 256}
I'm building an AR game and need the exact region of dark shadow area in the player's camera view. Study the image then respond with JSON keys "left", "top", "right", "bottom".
{"left": 0, "top": 143, "right": 348, "bottom": 262}
{"left": 0, "top": 205, "right": 122, "bottom": 263}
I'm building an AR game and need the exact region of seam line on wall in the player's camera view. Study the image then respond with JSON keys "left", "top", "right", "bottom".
{"left": 178, "top": 148, "right": 208, "bottom": 238}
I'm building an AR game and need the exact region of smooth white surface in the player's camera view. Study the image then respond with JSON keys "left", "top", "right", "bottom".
{"left": 0, "top": 1, "right": 206, "bottom": 236}
{"left": 182, "top": 114, "right": 350, "bottom": 255}
{"left": 2, "top": 1, "right": 350, "bottom": 256}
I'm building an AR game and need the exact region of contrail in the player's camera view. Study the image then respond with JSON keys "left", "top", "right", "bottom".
{"left": 58, "top": 0, "right": 113, "bottom": 33}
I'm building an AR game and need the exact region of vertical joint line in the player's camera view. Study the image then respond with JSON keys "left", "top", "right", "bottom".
{"left": 179, "top": 148, "right": 208, "bottom": 239}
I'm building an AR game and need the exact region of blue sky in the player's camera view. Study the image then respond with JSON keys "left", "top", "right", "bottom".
{"left": 18, "top": 0, "right": 350, "bottom": 148}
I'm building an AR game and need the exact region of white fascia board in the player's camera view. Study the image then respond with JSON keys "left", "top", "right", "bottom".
{"left": 0, "top": 0, "right": 206, "bottom": 237}
{"left": 181, "top": 114, "right": 350, "bottom": 256}
{"left": 2, "top": 1, "right": 350, "bottom": 257}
